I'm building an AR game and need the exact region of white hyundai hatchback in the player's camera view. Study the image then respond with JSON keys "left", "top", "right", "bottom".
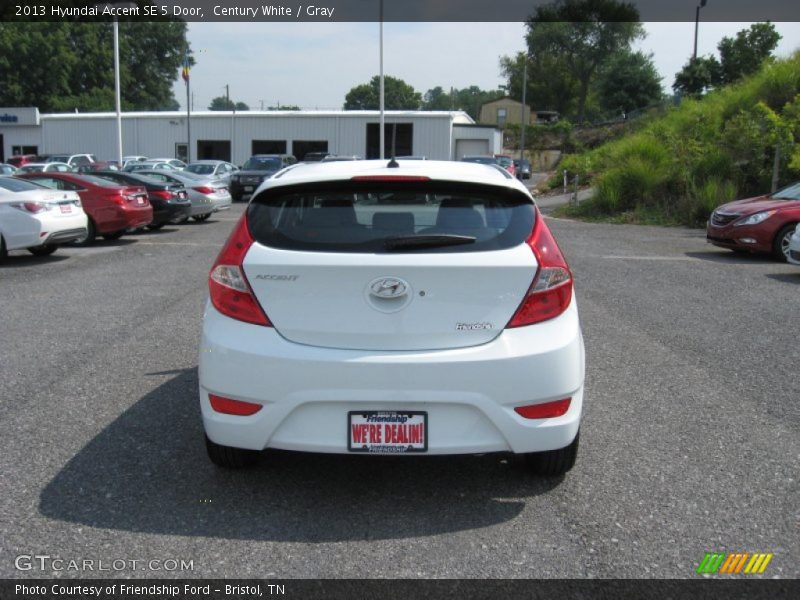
{"left": 199, "top": 160, "right": 585, "bottom": 475}
{"left": 0, "top": 176, "right": 88, "bottom": 260}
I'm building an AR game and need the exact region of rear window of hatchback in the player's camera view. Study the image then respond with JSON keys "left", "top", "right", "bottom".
{"left": 247, "top": 180, "right": 535, "bottom": 254}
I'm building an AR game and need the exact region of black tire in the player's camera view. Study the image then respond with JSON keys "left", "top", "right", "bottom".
{"left": 74, "top": 219, "right": 96, "bottom": 246}
{"left": 103, "top": 230, "right": 124, "bottom": 240}
{"left": 0, "top": 236, "right": 7, "bottom": 263}
{"left": 205, "top": 435, "right": 259, "bottom": 468}
{"left": 147, "top": 223, "right": 165, "bottom": 230}
{"left": 523, "top": 431, "right": 579, "bottom": 477}
{"left": 772, "top": 223, "right": 797, "bottom": 262}
{"left": 28, "top": 244, "right": 58, "bottom": 257}
{"left": 192, "top": 213, "right": 211, "bottom": 222}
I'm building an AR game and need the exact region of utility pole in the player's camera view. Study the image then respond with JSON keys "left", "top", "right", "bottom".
{"left": 379, "top": 0, "right": 385, "bottom": 160}
{"left": 693, "top": 0, "right": 708, "bottom": 60}
{"left": 225, "top": 84, "right": 230, "bottom": 104}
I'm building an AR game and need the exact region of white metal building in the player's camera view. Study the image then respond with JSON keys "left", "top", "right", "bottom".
{"left": 0, "top": 107, "right": 501, "bottom": 165}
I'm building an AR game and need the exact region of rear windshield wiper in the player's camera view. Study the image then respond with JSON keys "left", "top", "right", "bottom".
{"left": 383, "top": 234, "right": 477, "bottom": 251}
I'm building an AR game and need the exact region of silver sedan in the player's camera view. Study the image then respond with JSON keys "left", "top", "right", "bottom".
{"left": 184, "top": 160, "right": 238, "bottom": 186}
{"left": 134, "top": 170, "right": 232, "bottom": 221}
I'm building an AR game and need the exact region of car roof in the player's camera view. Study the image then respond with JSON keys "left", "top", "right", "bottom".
{"left": 189, "top": 160, "right": 226, "bottom": 165}
{"left": 258, "top": 159, "right": 529, "bottom": 195}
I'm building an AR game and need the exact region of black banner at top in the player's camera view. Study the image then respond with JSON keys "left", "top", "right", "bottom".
{"left": 3, "top": 0, "right": 800, "bottom": 22}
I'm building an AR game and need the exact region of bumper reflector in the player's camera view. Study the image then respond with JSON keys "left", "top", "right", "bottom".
{"left": 209, "top": 394, "right": 263, "bottom": 416}
{"left": 514, "top": 398, "right": 571, "bottom": 419}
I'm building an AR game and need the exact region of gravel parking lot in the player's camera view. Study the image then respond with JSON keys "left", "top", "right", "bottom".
{"left": 1, "top": 205, "right": 797, "bottom": 578}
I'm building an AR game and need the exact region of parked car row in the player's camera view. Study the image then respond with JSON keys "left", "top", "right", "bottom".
{"left": 0, "top": 168, "right": 232, "bottom": 260}
{"left": 460, "top": 154, "right": 520, "bottom": 178}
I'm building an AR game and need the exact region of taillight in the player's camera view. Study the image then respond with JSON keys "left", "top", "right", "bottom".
{"left": 208, "top": 394, "right": 263, "bottom": 416}
{"left": 193, "top": 185, "right": 215, "bottom": 194}
{"left": 150, "top": 190, "right": 172, "bottom": 201}
{"left": 11, "top": 202, "right": 50, "bottom": 214}
{"left": 208, "top": 214, "right": 271, "bottom": 326}
{"left": 514, "top": 398, "right": 571, "bottom": 419}
{"left": 506, "top": 208, "right": 573, "bottom": 327}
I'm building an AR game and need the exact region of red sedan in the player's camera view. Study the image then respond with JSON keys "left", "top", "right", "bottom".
{"left": 706, "top": 182, "right": 800, "bottom": 262}
{"left": 17, "top": 172, "right": 152, "bottom": 244}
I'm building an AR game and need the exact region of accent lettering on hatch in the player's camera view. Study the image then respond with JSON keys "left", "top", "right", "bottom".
{"left": 456, "top": 322, "right": 494, "bottom": 331}
{"left": 254, "top": 274, "right": 299, "bottom": 281}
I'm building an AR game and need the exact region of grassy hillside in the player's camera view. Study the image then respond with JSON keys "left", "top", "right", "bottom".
{"left": 555, "top": 51, "right": 800, "bottom": 226}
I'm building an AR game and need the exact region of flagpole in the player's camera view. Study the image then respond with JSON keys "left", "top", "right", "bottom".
{"left": 182, "top": 52, "right": 191, "bottom": 163}
{"left": 186, "top": 78, "right": 191, "bottom": 163}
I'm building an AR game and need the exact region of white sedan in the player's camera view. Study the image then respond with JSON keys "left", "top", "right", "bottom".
{"left": 788, "top": 223, "right": 800, "bottom": 265}
{"left": 0, "top": 177, "right": 88, "bottom": 260}
{"left": 16, "top": 162, "right": 74, "bottom": 173}
{"left": 199, "top": 159, "right": 585, "bottom": 475}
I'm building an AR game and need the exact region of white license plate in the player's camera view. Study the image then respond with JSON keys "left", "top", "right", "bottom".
{"left": 348, "top": 411, "right": 427, "bottom": 453}
{"left": 244, "top": 186, "right": 254, "bottom": 192}
{"left": 137, "top": 197, "right": 145, "bottom": 205}
{"left": 59, "top": 205, "right": 72, "bottom": 213}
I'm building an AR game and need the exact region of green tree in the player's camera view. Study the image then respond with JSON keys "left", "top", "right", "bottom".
{"left": 0, "top": 24, "right": 76, "bottom": 109}
{"left": 208, "top": 97, "right": 249, "bottom": 110}
{"left": 718, "top": 22, "right": 781, "bottom": 84}
{"left": 672, "top": 56, "right": 722, "bottom": 97}
{"left": 422, "top": 86, "right": 452, "bottom": 111}
{"left": 500, "top": 51, "right": 581, "bottom": 118}
{"left": 0, "top": 21, "right": 189, "bottom": 112}
{"left": 452, "top": 86, "right": 505, "bottom": 121}
{"left": 343, "top": 75, "right": 422, "bottom": 110}
{"left": 596, "top": 50, "right": 663, "bottom": 115}
{"left": 524, "top": 0, "right": 644, "bottom": 123}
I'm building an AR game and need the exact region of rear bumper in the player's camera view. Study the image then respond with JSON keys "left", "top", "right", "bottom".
{"left": 152, "top": 202, "right": 191, "bottom": 225}
{"left": 199, "top": 301, "right": 585, "bottom": 455}
{"left": 43, "top": 227, "right": 87, "bottom": 245}
{"left": 211, "top": 196, "right": 232, "bottom": 212}
{"left": 95, "top": 205, "right": 153, "bottom": 233}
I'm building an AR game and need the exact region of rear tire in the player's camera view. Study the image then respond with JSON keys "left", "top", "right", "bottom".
{"left": 28, "top": 244, "right": 57, "bottom": 257}
{"left": 772, "top": 223, "right": 797, "bottom": 262}
{"left": 192, "top": 213, "right": 211, "bottom": 222}
{"left": 103, "top": 230, "right": 124, "bottom": 240}
{"left": 0, "top": 236, "right": 7, "bottom": 263}
{"left": 147, "top": 223, "right": 165, "bottom": 230}
{"left": 205, "top": 435, "right": 259, "bottom": 468}
{"left": 74, "top": 219, "right": 96, "bottom": 246}
{"left": 523, "top": 431, "right": 579, "bottom": 477}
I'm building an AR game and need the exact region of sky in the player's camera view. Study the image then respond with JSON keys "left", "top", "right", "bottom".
{"left": 172, "top": 22, "right": 800, "bottom": 112}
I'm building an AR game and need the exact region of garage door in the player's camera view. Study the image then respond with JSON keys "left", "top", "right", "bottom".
{"left": 455, "top": 139, "right": 489, "bottom": 159}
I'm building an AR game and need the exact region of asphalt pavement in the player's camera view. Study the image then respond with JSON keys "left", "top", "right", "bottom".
{"left": 1, "top": 205, "right": 797, "bottom": 578}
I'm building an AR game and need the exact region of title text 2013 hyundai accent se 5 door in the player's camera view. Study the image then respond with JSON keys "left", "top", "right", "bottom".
{"left": 199, "top": 160, "right": 585, "bottom": 475}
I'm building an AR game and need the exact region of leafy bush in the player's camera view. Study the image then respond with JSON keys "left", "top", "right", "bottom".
{"left": 560, "top": 51, "right": 800, "bottom": 226}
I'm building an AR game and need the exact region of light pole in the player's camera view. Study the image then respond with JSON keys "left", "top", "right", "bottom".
{"left": 113, "top": 17, "right": 122, "bottom": 167}
{"left": 97, "top": 2, "right": 135, "bottom": 166}
{"left": 693, "top": 0, "right": 708, "bottom": 60}
{"left": 519, "top": 54, "right": 528, "bottom": 164}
